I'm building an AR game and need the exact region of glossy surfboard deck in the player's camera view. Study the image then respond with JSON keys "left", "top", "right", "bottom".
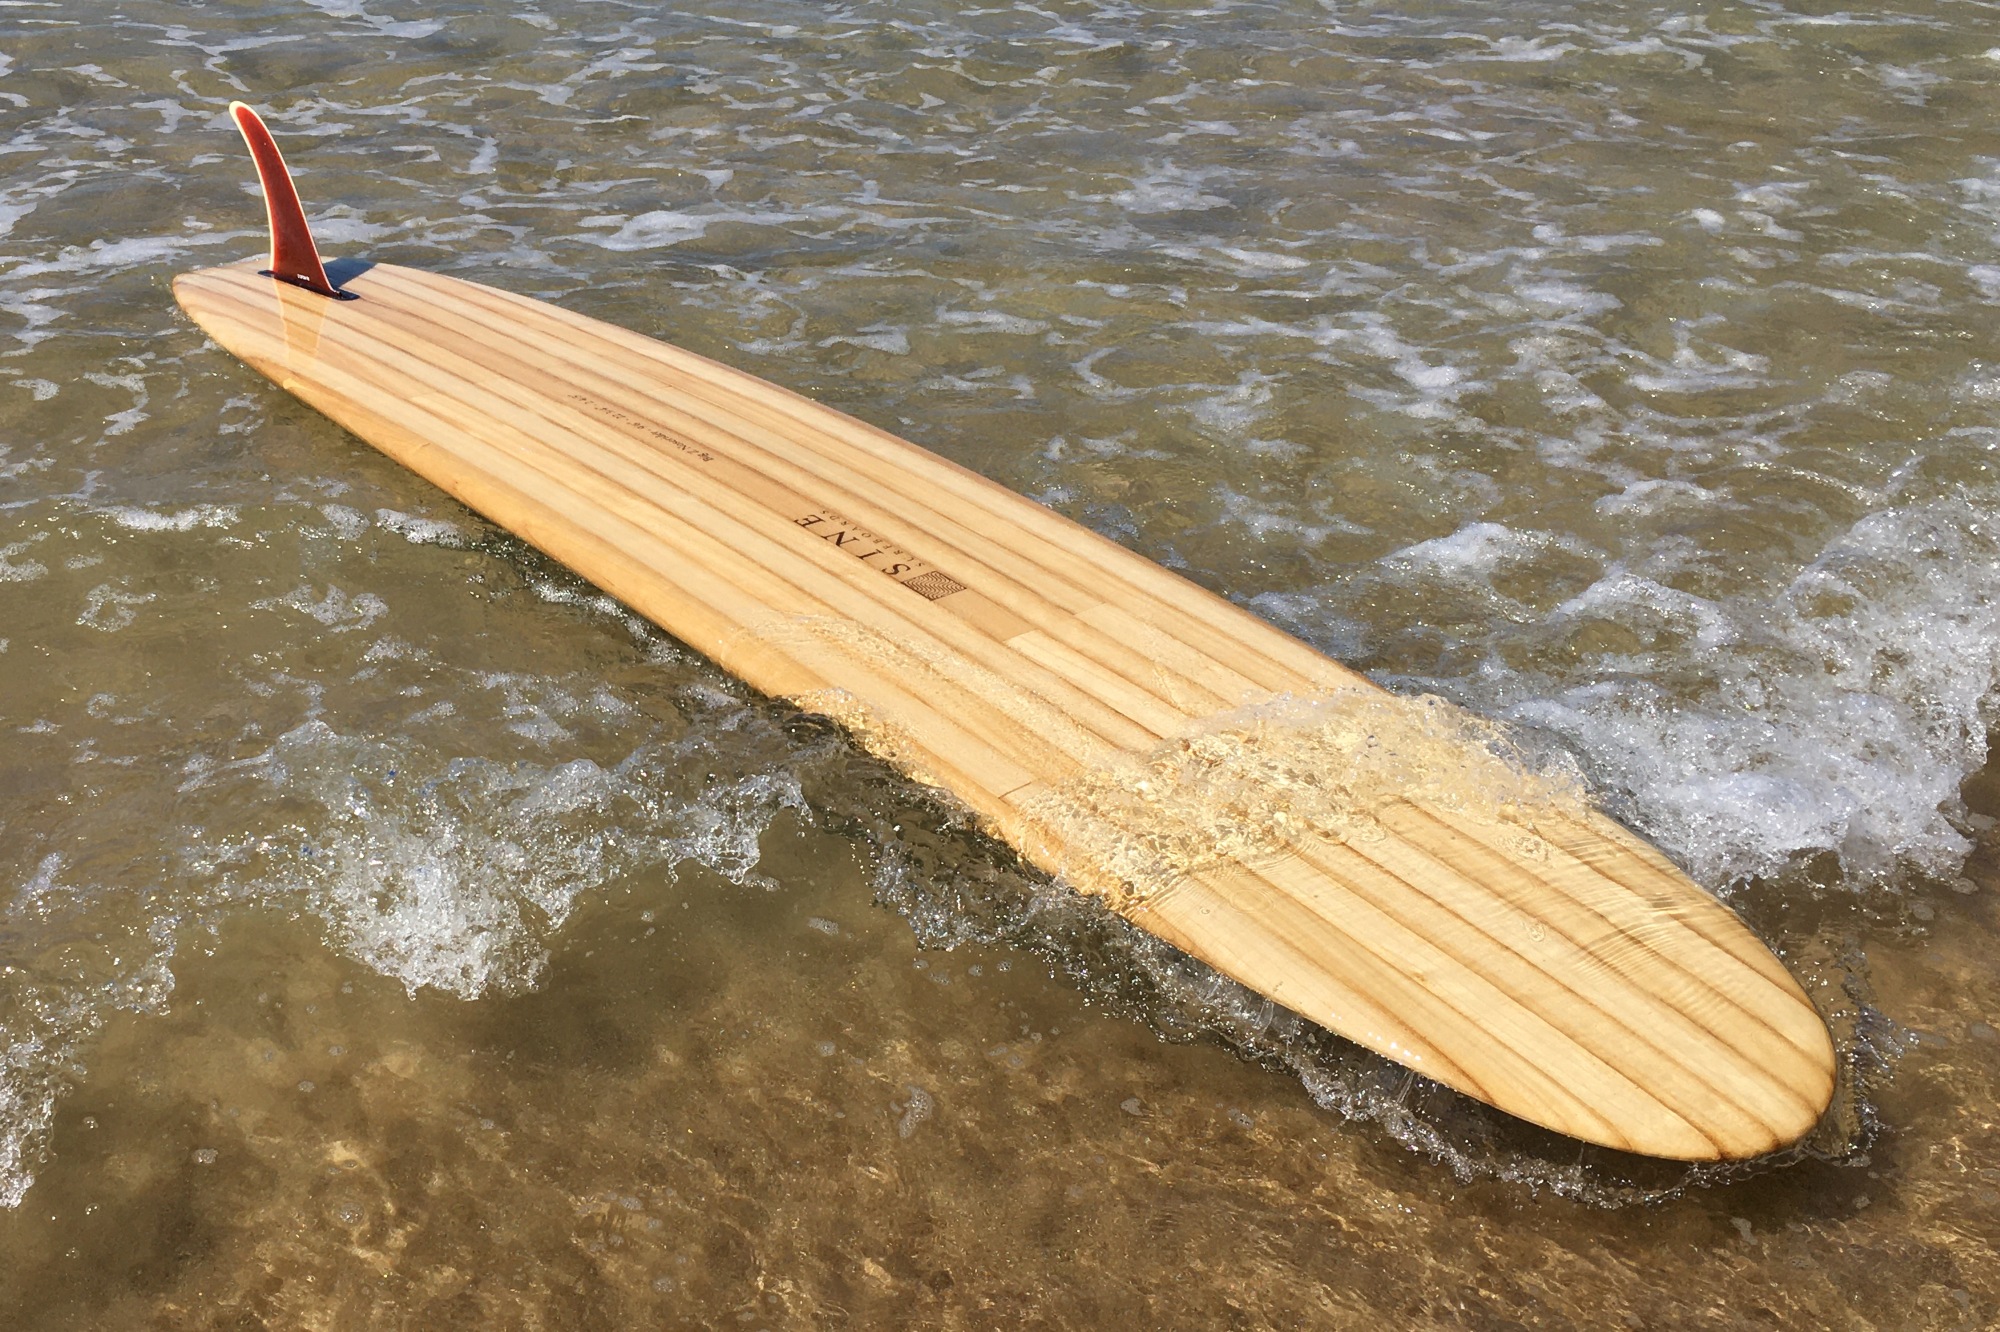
{"left": 169, "top": 111, "right": 1836, "bottom": 1161}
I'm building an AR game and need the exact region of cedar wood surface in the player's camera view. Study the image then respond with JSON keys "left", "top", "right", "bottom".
{"left": 173, "top": 259, "right": 1838, "bottom": 1161}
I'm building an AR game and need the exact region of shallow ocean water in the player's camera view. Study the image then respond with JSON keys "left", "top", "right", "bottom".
{"left": 0, "top": 0, "right": 1997, "bottom": 1326}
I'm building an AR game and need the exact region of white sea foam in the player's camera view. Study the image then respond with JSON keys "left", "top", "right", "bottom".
{"left": 100, "top": 504, "right": 237, "bottom": 532}
{"left": 1593, "top": 503, "right": 1991, "bottom": 880}
{"left": 1592, "top": 479, "right": 1722, "bottom": 518}
{"left": 296, "top": 0, "right": 442, "bottom": 40}
{"left": 253, "top": 584, "right": 388, "bottom": 631}
{"left": 0, "top": 856, "right": 180, "bottom": 1207}
{"left": 14, "top": 674, "right": 750, "bottom": 1209}
{"left": 205, "top": 710, "right": 813, "bottom": 999}
{"left": 820, "top": 326, "right": 911, "bottom": 356}
{"left": 1213, "top": 485, "right": 1368, "bottom": 547}
{"left": 0, "top": 536, "right": 46, "bottom": 582}
{"left": 1212, "top": 246, "right": 1312, "bottom": 275}
{"left": 1626, "top": 336, "right": 1771, "bottom": 394}
{"left": 317, "top": 503, "right": 369, "bottom": 540}
{"left": 1384, "top": 522, "right": 1570, "bottom": 579}
{"left": 1366, "top": 501, "right": 2000, "bottom": 887}
{"left": 76, "top": 583, "right": 155, "bottom": 632}
{"left": 0, "top": 1019, "right": 75, "bottom": 1211}
{"left": 1106, "top": 170, "right": 1231, "bottom": 214}
{"left": 1473, "top": 35, "right": 1578, "bottom": 63}
{"left": 936, "top": 308, "right": 1051, "bottom": 336}
{"left": 2, "top": 228, "right": 248, "bottom": 283}
{"left": 1184, "top": 372, "right": 1277, "bottom": 434}
{"left": 583, "top": 208, "right": 806, "bottom": 251}
{"left": 1511, "top": 280, "right": 1621, "bottom": 320}
{"left": 375, "top": 508, "right": 467, "bottom": 546}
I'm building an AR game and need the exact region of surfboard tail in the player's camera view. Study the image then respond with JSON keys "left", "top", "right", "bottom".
{"left": 228, "top": 102, "right": 346, "bottom": 300}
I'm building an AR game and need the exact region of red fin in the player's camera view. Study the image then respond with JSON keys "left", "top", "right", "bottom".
{"left": 229, "top": 102, "right": 340, "bottom": 298}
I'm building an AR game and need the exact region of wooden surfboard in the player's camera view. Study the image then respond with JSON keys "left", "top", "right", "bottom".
{"left": 170, "top": 105, "right": 1836, "bottom": 1161}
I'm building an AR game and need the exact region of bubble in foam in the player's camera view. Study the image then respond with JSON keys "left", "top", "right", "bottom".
{"left": 896, "top": 1085, "right": 934, "bottom": 1139}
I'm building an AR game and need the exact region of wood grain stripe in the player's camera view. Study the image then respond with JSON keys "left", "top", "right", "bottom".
{"left": 1383, "top": 803, "right": 1832, "bottom": 1087}
{"left": 200, "top": 277, "right": 1156, "bottom": 775}
{"left": 1289, "top": 831, "right": 1817, "bottom": 1131}
{"left": 390, "top": 269, "right": 1329, "bottom": 700}
{"left": 348, "top": 272, "right": 1242, "bottom": 738}
{"left": 198, "top": 286, "right": 1053, "bottom": 806}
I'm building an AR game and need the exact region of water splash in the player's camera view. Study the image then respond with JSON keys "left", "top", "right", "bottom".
{"left": 1017, "top": 690, "right": 1586, "bottom": 907}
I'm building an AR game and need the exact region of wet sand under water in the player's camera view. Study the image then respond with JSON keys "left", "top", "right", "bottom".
{"left": 0, "top": 782, "right": 1993, "bottom": 1331}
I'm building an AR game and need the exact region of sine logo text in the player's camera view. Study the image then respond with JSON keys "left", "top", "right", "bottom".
{"left": 794, "top": 508, "right": 967, "bottom": 602}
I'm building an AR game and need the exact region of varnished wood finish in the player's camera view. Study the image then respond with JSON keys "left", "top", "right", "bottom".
{"left": 172, "top": 259, "right": 1837, "bottom": 1160}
